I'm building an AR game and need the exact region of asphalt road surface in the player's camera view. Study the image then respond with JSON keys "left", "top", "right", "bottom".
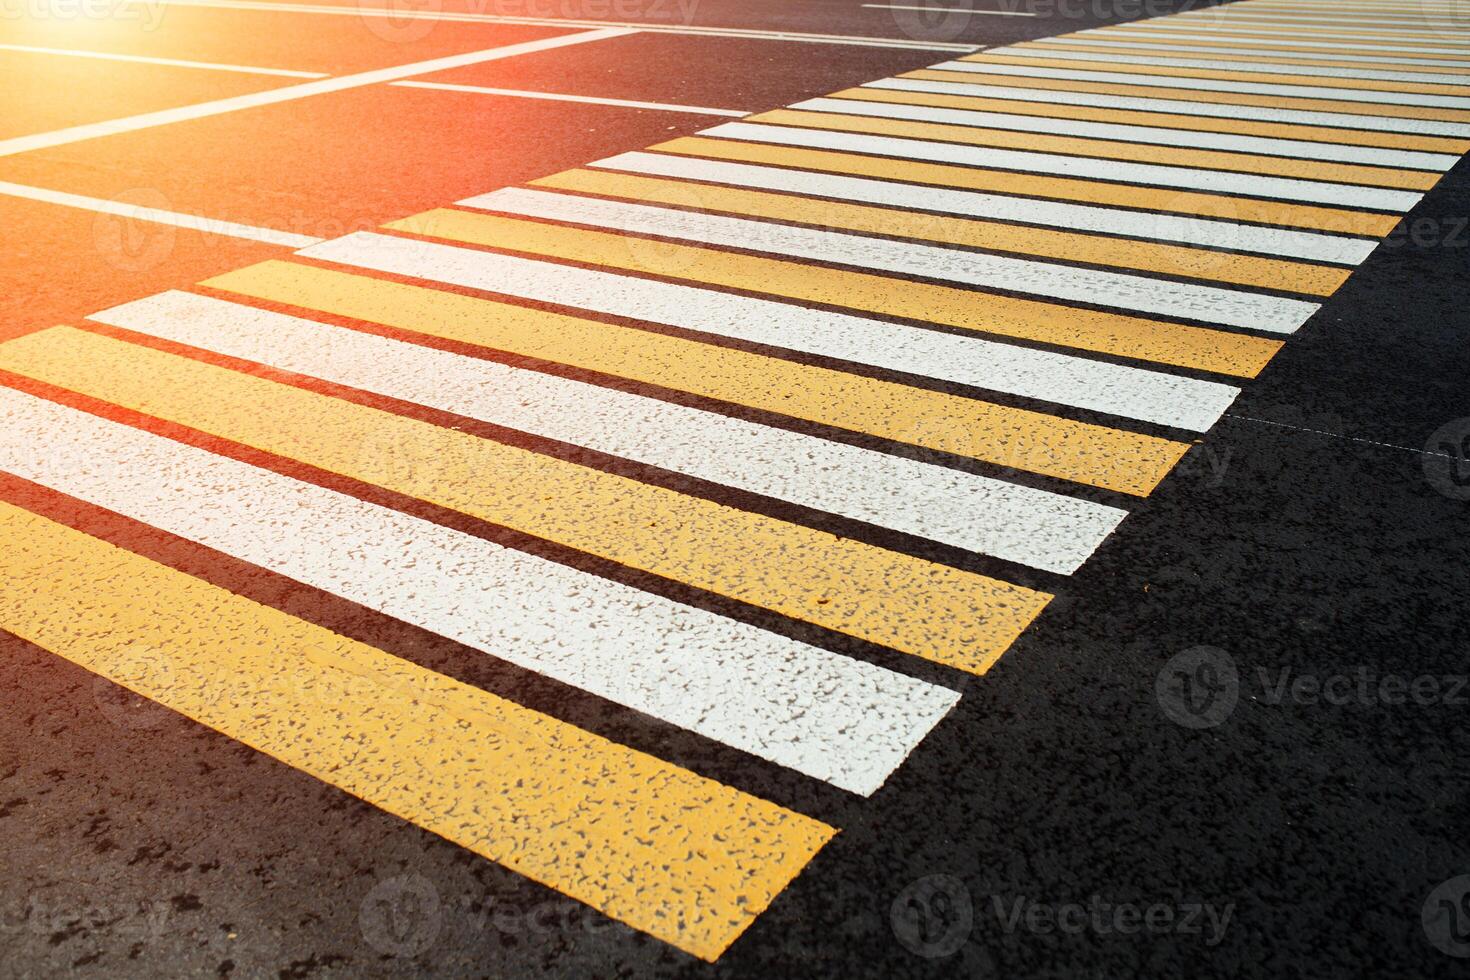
{"left": 1, "top": 0, "right": 1469, "bottom": 975}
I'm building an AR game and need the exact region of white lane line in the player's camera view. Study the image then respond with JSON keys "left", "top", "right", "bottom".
{"left": 862, "top": 3, "right": 1038, "bottom": 14}
{"left": 121, "top": 0, "right": 979, "bottom": 50}
{"left": 390, "top": 80, "right": 749, "bottom": 116}
{"left": 468, "top": 186, "right": 1320, "bottom": 333}
{"left": 92, "top": 290, "right": 1126, "bottom": 572}
{"left": 988, "top": 45, "right": 1470, "bottom": 86}
{"left": 869, "top": 77, "right": 1470, "bottom": 138}
{"left": 795, "top": 96, "right": 1457, "bottom": 169}
{"left": 0, "top": 180, "right": 323, "bottom": 248}
{"left": 0, "top": 383, "right": 957, "bottom": 796}
{"left": 698, "top": 121, "right": 1424, "bottom": 211}
{"left": 0, "top": 42, "right": 328, "bottom": 78}
{"left": 300, "top": 231, "right": 1242, "bottom": 432}
{"left": 593, "top": 150, "right": 1377, "bottom": 264}
{"left": 0, "top": 28, "right": 635, "bottom": 159}
{"left": 1064, "top": 33, "right": 1470, "bottom": 62}
{"left": 933, "top": 60, "right": 1470, "bottom": 109}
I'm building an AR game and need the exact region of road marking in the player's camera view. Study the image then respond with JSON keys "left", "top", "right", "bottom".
{"left": 872, "top": 76, "right": 1470, "bottom": 138}
{"left": 0, "top": 28, "right": 636, "bottom": 159}
{"left": 588, "top": 150, "right": 1377, "bottom": 265}
{"left": 1176, "top": 6, "right": 1470, "bottom": 22}
{"left": 1045, "top": 37, "right": 1470, "bottom": 67}
{"left": 925, "top": 61, "right": 1470, "bottom": 111}
{"left": 208, "top": 259, "right": 1217, "bottom": 455}
{"left": 389, "top": 80, "right": 750, "bottom": 116}
{"left": 650, "top": 135, "right": 1398, "bottom": 237}
{"left": 967, "top": 51, "right": 1470, "bottom": 96}
{"left": 802, "top": 94, "right": 1459, "bottom": 169}
{"left": 94, "top": 289, "right": 1127, "bottom": 572}
{"left": 466, "top": 186, "right": 1323, "bottom": 331}
{"left": 752, "top": 107, "right": 1441, "bottom": 187}
{"left": 544, "top": 164, "right": 1356, "bottom": 288}
{"left": 0, "top": 42, "right": 328, "bottom": 78}
{"left": 0, "top": 382, "right": 958, "bottom": 794}
{"left": 1000, "top": 44, "right": 1470, "bottom": 85}
{"left": 861, "top": 2, "right": 1038, "bottom": 13}
{"left": 0, "top": 497, "right": 833, "bottom": 961}
{"left": 1173, "top": 18, "right": 1470, "bottom": 37}
{"left": 0, "top": 180, "right": 323, "bottom": 248}
{"left": 1175, "top": 5, "right": 1467, "bottom": 22}
{"left": 1171, "top": 9, "right": 1470, "bottom": 31}
{"left": 381, "top": 211, "right": 1285, "bottom": 376}
{"left": 0, "top": 326, "right": 1051, "bottom": 670}
{"left": 1251, "top": 1, "right": 1470, "bottom": 9}
{"left": 1072, "top": 30, "right": 1470, "bottom": 60}
{"left": 840, "top": 84, "right": 1470, "bottom": 153}
{"left": 122, "top": 0, "right": 980, "bottom": 50}
{"left": 696, "top": 121, "right": 1424, "bottom": 211}
{"left": 1081, "top": 25, "right": 1470, "bottom": 50}
{"left": 237, "top": 248, "right": 1193, "bottom": 494}
{"left": 905, "top": 67, "right": 1470, "bottom": 125}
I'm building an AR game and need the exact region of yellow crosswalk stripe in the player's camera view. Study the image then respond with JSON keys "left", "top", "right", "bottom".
{"left": 0, "top": 326, "right": 1051, "bottom": 671}
{"left": 1059, "top": 30, "right": 1470, "bottom": 62}
{"left": 831, "top": 86, "right": 1470, "bottom": 153}
{"left": 0, "top": 500, "right": 833, "bottom": 962}
{"left": 203, "top": 260, "right": 1190, "bottom": 495}
{"left": 1017, "top": 41, "right": 1470, "bottom": 77}
{"left": 386, "top": 208, "right": 1287, "bottom": 377}
{"left": 905, "top": 69, "right": 1470, "bottom": 124}
{"left": 532, "top": 168, "right": 1350, "bottom": 293}
{"left": 962, "top": 52, "right": 1470, "bottom": 98}
{"left": 744, "top": 108, "right": 1439, "bottom": 190}
{"left": 647, "top": 136, "right": 1401, "bottom": 237}
{"left": 1154, "top": 19, "right": 1469, "bottom": 45}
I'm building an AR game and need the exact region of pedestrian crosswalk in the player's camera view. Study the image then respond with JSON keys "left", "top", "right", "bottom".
{"left": 1, "top": 0, "right": 1467, "bottom": 961}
